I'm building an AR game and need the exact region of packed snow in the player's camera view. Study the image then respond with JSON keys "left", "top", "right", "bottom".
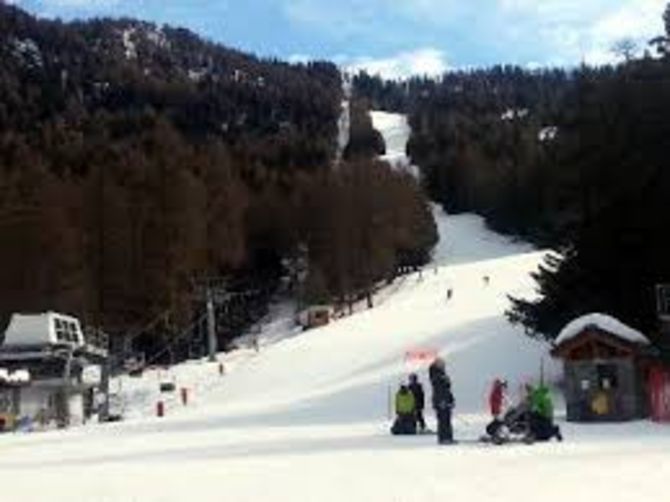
{"left": 555, "top": 313, "right": 649, "bottom": 346}
{"left": 370, "top": 111, "right": 420, "bottom": 177}
{"left": 335, "top": 77, "right": 351, "bottom": 163}
{"left": 2, "top": 112, "right": 670, "bottom": 502}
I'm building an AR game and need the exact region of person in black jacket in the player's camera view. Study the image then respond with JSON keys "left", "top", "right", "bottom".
{"left": 408, "top": 373, "right": 426, "bottom": 432}
{"left": 429, "top": 358, "right": 455, "bottom": 444}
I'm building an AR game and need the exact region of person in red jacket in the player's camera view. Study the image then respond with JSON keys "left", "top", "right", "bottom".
{"left": 489, "top": 378, "right": 508, "bottom": 419}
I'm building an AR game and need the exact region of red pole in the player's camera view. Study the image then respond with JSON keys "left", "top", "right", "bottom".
{"left": 156, "top": 401, "right": 165, "bottom": 418}
{"left": 180, "top": 388, "right": 188, "bottom": 406}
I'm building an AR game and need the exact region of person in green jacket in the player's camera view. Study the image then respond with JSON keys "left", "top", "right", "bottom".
{"left": 528, "top": 384, "right": 562, "bottom": 441}
{"left": 391, "top": 385, "right": 417, "bottom": 435}
{"left": 531, "top": 385, "right": 554, "bottom": 419}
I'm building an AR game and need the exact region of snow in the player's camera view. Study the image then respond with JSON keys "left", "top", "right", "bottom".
{"left": 2, "top": 111, "right": 670, "bottom": 502}
{"left": 9, "top": 37, "right": 43, "bottom": 68}
{"left": 121, "top": 28, "right": 137, "bottom": 60}
{"left": 501, "top": 108, "right": 529, "bottom": 121}
{"left": 539, "top": 125, "right": 559, "bottom": 142}
{"left": 188, "top": 69, "right": 207, "bottom": 82}
{"left": 370, "top": 111, "right": 420, "bottom": 178}
{"left": 555, "top": 313, "right": 650, "bottom": 346}
{"left": 146, "top": 27, "right": 169, "bottom": 49}
{"left": 431, "top": 209, "right": 535, "bottom": 266}
{"left": 335, "top": 75, "right": 352, "bottom": 164}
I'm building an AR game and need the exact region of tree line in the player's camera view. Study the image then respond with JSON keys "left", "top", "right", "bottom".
{"left": 0, "top": 3, "right": 438, "bottom": 354}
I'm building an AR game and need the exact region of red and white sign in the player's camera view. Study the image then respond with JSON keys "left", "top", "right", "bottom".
{"left": 404, "top": 348, "right": 439, "bottom": 364}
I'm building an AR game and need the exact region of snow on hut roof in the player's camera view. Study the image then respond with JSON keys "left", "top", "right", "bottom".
{"left": 555, "top": 313, "right": 649, "bottom": 346}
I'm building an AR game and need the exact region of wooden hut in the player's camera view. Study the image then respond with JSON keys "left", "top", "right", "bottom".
{"left": 297, "top": 305, "right": 333, "bottom": 330}
{"left": 552, "top": 313, "right": 652, "bottom": 422}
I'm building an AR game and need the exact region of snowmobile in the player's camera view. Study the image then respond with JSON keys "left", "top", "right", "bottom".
{"left": 480, "top": 403, "right": 535, "bottom": 445}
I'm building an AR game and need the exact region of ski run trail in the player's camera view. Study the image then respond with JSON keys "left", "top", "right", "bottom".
{"left": 2, "top": 111, "right": 670, "bottom": 502}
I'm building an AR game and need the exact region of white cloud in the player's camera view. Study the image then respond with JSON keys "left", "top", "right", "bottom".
{"left": 346, "top": 48, "right": 448, "bottom": 80}
{"left": 287, "top": 53, "right": 312, "bottom": 64}
{"left": 284, "top": 0, "right": 667, "bottom": 67}
{"left": 503, "top": 0, "right": 665, "bottom": 66}
{"left": 592, "top": 0, "right": 665, "bottom": 43}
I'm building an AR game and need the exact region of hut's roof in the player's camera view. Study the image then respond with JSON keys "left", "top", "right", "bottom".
{"left": 555, "top": 313, "right": 649, "bottom": 347}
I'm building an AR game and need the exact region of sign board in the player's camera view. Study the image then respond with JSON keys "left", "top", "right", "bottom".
{"left": 404, "top": 348, "right": 439, "bottom": 364}
{"left": 0, "top": 368, "right": 30, "bottom": 385}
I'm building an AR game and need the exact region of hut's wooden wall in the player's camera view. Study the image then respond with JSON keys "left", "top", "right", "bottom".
{"left": 564, "top": 358, "right": 647, "bottom": 422}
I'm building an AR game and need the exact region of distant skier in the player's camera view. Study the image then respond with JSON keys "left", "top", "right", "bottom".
{"left": 483, "top": 275, "right": 490, "bottom": 287}
{"left": 391, "top": 384, "right": 417, "bottom": 435}
{"left": 408, "top": 373, "right": 426, "bottom": 432}
{"left": 429, "top": 358, "right": 455, "bottom": 444}
{"left": 446, "top": 288, "right": 453, "bottom": 302}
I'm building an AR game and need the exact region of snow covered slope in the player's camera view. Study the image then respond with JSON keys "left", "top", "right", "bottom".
{"left": 335, "top": 77, "right": 351, "bottom": 163}
{"left": 370, "top": 111, "right": 420, "bottom": 177}
{"left": 2, "top": 112, "right": 670, "bottom": 502}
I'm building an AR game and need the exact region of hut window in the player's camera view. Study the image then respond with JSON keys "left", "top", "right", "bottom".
{"left": 55, "top": 319, "right": 68, "bottom": 342}
{"left": 67, "top": 322, "right": 78, "bottom": 342}
{"left": 597, "top": 364, "right": 618, "bottom": 390}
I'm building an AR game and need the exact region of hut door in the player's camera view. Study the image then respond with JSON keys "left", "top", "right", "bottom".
{"left": 591, "top": 364, "right": 618, "bottom": 417}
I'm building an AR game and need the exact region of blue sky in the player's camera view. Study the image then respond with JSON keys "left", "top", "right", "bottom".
{"left": 10, "top": 0, "right": 668, "bottom": 78}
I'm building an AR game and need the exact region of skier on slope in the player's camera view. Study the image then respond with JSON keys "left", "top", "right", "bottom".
{"left": 391, "top": 384, "right": 417, "bottom": 435}
{"left": 408, "top": 373, "right": 426, "bottom": 433}
{"left": 429, "top": 357, "right": 455, "bottom": 444}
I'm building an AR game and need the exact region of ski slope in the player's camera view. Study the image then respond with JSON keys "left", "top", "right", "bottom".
{"left": 2, "top": 112, "right": 670, "bottom": 502}
{"left": 335, "top": 76, "right": 351, "bottom": 163}
{"left": 370, "top": 111, "right": 420, "bottom": 177}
